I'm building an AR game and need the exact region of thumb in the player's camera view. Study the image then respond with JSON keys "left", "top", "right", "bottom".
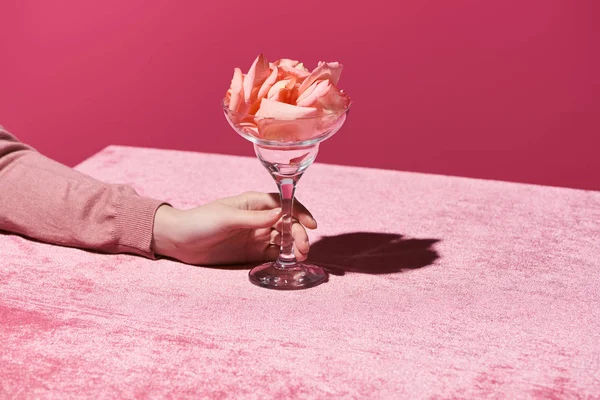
{"left": 227, "top": 207, "right": 282, "bottom": 229}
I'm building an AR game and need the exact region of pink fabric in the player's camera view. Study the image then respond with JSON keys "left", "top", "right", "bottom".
{"left": 0, "top": 127, "right": 165, "bottom": 258}
{"left": 1, "top": 145, "right": 600, "bottom": 397}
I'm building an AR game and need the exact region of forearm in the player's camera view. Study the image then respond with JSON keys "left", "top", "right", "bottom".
{"left": 151, "top": 204, "right": 181, "bottom": 259}
{"left": 0, "top": 127, "right": 166, "bottom": 258}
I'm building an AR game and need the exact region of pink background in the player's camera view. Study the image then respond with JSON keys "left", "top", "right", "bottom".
{"left": 0, "top": 0, "right": 598, "bottom": 190}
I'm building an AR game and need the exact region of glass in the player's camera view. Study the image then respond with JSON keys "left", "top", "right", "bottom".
{"left": 222, "top": 99, "right": 351, "bottom": 290}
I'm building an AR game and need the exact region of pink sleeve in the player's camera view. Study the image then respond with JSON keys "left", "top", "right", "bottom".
{"left": 0, "top": 126, "right": 166, "bottom": 259}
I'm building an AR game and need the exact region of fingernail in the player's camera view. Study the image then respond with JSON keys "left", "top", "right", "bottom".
{"left": 271, "top": 208, "right": 282, "bottom": 216}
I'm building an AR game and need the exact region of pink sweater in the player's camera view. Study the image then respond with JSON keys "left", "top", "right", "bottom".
{"left": 0, "top": 126, "right": 165, "bottom": 258}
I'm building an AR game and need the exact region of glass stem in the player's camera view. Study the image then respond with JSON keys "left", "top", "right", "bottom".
{"left": 276, "top": 176, "right": 299, "bottom": 266}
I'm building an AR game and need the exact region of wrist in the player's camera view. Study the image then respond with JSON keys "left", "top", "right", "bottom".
{"left": 151, "top": 204, "right": 180, "bottom": 258}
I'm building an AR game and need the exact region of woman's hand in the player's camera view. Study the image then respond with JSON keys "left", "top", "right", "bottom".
{"left": 151, "top": 191, "right": 317, "bottom": 265}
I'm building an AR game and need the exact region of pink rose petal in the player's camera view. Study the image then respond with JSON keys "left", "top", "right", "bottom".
{"left": 293, "top": 81, "right": 316, "bottom": 104}
{"left": 267, "top": 78, "right": 297, "bottom": 103}
{"left": 298, "top": 62, "right": 343, "bottom": 95}
{"left": 296, "top": 80, "right": 331, "bottom": 107}
{"left": 315, "top": 85, "right": 351, "bottom": 114}
{"left": 274, "top": 58, "right": 301, "bottom": 68}
{"left": 274, "top": 59, "right": 310, "bottom": 81}
{"left": 290, "top": 152, "right": 311, "bottom": 165}
{"left": 228, "top": 68, "right": 244, "bottom": 112}
{"left": 243, "top": 54, "right": 270, "bottom": 104}
{"left": 277, "top": 65, "right": 311, "bottom": 81}
{"left": 267, "top": 80, "right": 290, "bottom": 99}
{"left": 274, "top": 59, "right": 309, "bottom": 72}
{"left": 257, "top": 118, "right": 319, "bottom": 142}
{"left": 257, "top": 66, "right": 279, "bottom": 100}
{"left": 256, "top": 98, "right": 317, "bottom": 119}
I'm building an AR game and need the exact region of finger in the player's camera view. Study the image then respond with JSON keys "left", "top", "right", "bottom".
{"left": 295, "top": 247, "right": 308, "bottom": 262}
{"left": 274, "top": 217, "right": 290, "bottom": 231}
{"left": 226, "top": 207, "right": 282, "bottom": 229}
{"left": 263, "top": 244, "right": 280, "bottom": 261}
{"left": 225, "top": 191, "right": 279, "bottom": 210}
{"left": 217, "top": 191, "right": 276, "bottom": 211}
{"left": 291, "top": 198, "right": 317, "bottom": 229}
{"left": 269, "top": 229, "right": 282, "bottom": 246}
{"left": 236, "top": 192, "right": 317, "bottom": 229}
{"left": 274, "top": 217, "right": 309, "bottom": 232}
{"left": 292, "top": 222, "right": 309, "bottom": 261}
{"left": 292, "top": 222, "right": 310, "bottom": 255}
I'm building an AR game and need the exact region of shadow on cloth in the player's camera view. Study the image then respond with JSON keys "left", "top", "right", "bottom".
{"left": 308, "top": 232, "right": 440, "bottom": 276}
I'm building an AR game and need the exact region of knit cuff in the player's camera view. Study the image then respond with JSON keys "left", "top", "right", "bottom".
{"left": 113, "top": 194, "right": 169, "bottom": 259}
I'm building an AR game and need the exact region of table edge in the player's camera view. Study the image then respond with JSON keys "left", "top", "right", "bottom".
{"left": 75, "top": 145, "right": 600, "bottom": 195}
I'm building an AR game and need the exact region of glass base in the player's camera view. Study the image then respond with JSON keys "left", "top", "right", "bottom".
{"left": 249, "top": 262, "right": 328, "bottom": 290}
